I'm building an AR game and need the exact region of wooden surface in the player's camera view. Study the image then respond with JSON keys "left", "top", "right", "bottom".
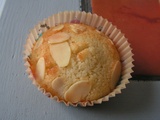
{"left": 0, "top": 0, "right": 160, "bottom": 120}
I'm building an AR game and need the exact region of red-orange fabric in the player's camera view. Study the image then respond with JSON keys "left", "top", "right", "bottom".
{"left": 92, "top": 0, "right": 160, "bottom": 75}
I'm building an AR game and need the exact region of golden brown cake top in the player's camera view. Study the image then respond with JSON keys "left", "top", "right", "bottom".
{"left": 28, "top": 23, "right": 121, "bottom": 103}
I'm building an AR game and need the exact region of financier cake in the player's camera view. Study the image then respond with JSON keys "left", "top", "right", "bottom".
{"left": 27, "top": 23, "right": 121, "bottom": 103}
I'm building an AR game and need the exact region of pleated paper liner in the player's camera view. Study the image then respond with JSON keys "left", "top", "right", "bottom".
{"left": 23, "top": 11, "right": 134, "bottom": 107}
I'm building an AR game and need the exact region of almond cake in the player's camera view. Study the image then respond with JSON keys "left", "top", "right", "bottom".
{"left": 27, "top": 23, "right": 121, "bottom": 103}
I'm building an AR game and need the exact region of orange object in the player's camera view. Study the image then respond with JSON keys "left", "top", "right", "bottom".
{"left": 92, "top": 0, "right": 160, "bottom": 75}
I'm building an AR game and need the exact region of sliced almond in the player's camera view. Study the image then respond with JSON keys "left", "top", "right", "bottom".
{"left": 110, "top": 61, "right": 122, "bottom": 90}
{"left": 48, "top": 32, "right": 70, "bottom": 44}
{"left": 52, "top": 24, "right": 64, "bottom": 32}
{"left": 70, "top": 24, "right": 86, "bottom": 33}
{"left": 34, "top": 37, "right": 43, "bottom": 50}
{"left": 52, "top": 77, "right": 65, "bottom": 96}
{"left": 36, "top": 57, "right": 45, "bottom": 80}
{"left": 64, "top": 81, "right": 91, "bottom": 103}
{"left": 70, "top": 42, "right": 88, "bottom": 54}
{"left": 77, "top": 48, "right": 89, "bottom": 62}
{"left": 70, "top": 42, "right": 79, "bottom": 53}
{"left": 77, "top": 42, "right": 88, "bottom": 51}
{"left": 49, "top": 42, "right": 71, "bottom": 67}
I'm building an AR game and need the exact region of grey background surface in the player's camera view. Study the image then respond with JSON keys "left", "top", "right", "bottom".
{"left": 0, "top": 0, "right": 160, "bottom": 120}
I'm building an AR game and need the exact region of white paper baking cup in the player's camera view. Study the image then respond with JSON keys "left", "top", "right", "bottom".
{"left": 24, "top": 11, "right": 134, "bottom": 107}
